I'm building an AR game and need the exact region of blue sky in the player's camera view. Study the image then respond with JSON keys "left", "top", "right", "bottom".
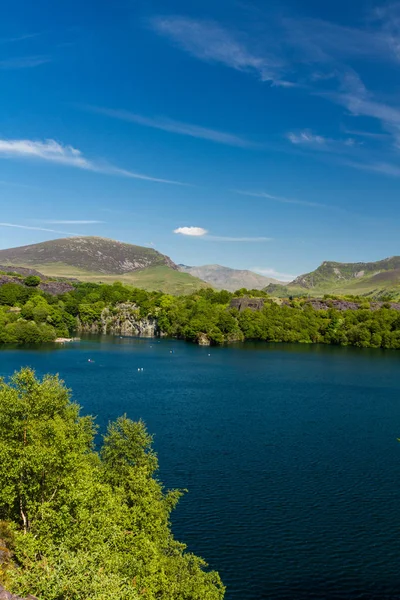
{"left": 1, "top": 0, "right": 400, "bottom": 280}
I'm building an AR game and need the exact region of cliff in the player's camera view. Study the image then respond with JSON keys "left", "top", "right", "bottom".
{"left": 77, "top": 303, "right": 161, "bottom": 337}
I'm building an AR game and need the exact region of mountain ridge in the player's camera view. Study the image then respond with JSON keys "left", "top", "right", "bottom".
{"left": 265, "top": 256, "right": 400, "bottom": 299}
{"left": 178, "top": 263, "right": 281, "bottom": 291}
{"left": 0, "top": 237, "right": 207, "bottom": 295}
{"left": 0, "top": 236, "right": 177, "bottom": 274}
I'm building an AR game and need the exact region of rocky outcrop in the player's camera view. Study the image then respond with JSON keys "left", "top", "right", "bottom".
{"left": 196, "top": 332, "right": 211, "bottom": 346}
{"left": 78, "top": 303, "right": 160, "bottom": 337}
{"left": 0, "top": 586, "right": 38, "bottom": 600}
{"left": 230, "top": 297, "right": 265, "bottom": 312}
{"left": 300, "top": 299, "right": 400, "bottom": 312}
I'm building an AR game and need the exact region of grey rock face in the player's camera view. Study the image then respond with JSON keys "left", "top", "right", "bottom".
{"left": 78, "top": 303, "right": 160, "bottom": 337}
{"left": 230, "top": 297, "right": 265, "bottom": 312}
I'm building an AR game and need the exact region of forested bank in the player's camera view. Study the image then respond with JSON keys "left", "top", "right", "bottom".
{"left": 1, "top": 279, "right": 400, "bottom": 348}
{"left": 0, "top": 369, "right": 224, "bottom": 599}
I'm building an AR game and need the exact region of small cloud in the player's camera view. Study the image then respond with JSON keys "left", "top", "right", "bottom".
{"left": 251, "top": 266, "right": 296, "bottom": 282}
{"left": 173, "top": 226, "right": 270, "bottom": 242}
{"left": 271, "top": 80, "right": 298, "bottom": 88}
{"left": 287, "top": 130, "right": 326, "bottom": 145}
{"left": 174, "top": 226, "right": 208, "bottom": 236}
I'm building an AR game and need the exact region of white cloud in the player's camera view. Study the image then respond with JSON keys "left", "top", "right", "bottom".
{"left": 174, "top": 226, "right": 208, "bottom": 236}
{"left": 0, "top": 139, "right": 91, "bottom": 168}
{"left": 173, "top": 226, "right": 271, "bottom": 242}
{"left": 0, "top": 138, "right": 185, "bottom": 185}
{"left": 251, "top": 267, "right": 296, "bottom": 282}
{"left": 0, "top": 55, "right": 50, "bottom": 69}
{"left": 80, "top": 105, "right": 256, "bottom": 148}
{"left": 150, "top": 15, "right": 281, "bottom": 82}
{"left": 0, "top": 222, "right": 80, "bottom": 235}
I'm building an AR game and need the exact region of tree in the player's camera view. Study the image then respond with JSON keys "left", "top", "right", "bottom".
{"left": 0, "top": 369, "right": 225, "bottom": 600}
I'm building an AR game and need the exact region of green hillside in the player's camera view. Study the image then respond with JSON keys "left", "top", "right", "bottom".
{"left": 265, "top": 257, "right": 400, "bottom": 300}
{"left": 0, "top": 238, "right": 209, "bottom": 295}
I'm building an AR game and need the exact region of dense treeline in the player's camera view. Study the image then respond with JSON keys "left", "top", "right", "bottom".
{"left": 1, "top": 279, "right": 400, "bottom": 348}
{"left": 0, "top": 369, "right": 224, "bottom": 599}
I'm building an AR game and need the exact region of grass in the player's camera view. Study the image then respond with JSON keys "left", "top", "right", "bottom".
{"left": 4, "top": 262, "right": 209, "bottom": 295}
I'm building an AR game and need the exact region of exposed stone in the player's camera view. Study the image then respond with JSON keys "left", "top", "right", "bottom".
{"left": 229, "top": 297, "right": 265, "bottom": 312}
{"left": 78, "top": 303, "right": 160, "bottom": 337}
{"left": 196, "top": 332, "right": 211, "bottom": 346}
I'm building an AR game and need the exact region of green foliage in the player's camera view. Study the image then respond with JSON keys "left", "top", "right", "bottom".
{"left": 24, "top": 275, "right": 41, "bottom": 287}
{"left": 1, "top": 279, "right": 400, "bottom": 349}
{"left": 0, "top": 369, "right": 225, "bottom": 600}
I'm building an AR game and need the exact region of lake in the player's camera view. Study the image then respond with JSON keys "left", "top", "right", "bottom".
{"left": 1, "top": 336, "right": 400, "bottom": 599}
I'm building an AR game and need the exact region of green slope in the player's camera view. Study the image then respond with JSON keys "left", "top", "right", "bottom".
{"left": 5, "top": 263, "right": 209, "bottom": 295}
{"left": 0, "top": 237, "right": 209, "bottom": 295}
{"left": 265, "top": 257, "right": 400, "bottom": 300}
{"left": 0, "top": 236, "right": 176, "bottom": 273}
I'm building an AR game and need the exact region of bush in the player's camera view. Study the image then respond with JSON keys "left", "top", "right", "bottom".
{"left": 24, "top": 275, "right": 41, "bottom": 287}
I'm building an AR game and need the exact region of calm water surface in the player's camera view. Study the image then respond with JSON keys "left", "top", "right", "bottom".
{"left": 1, "top": 337, "right": 400, "bottom": 599}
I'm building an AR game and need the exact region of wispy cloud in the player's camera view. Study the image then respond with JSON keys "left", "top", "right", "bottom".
{"left": 173, "top": 225, "right": 271, "bottom": 242}
{"left": 251, "top": 267, "right": 296, "bottom": 282}
{"left": 286, "top": 129, "right": 357, "bottom": 151}
{"left": 0, "top": 55, "right": 50, "bottom": 69}
{"left": 234, "top": 189, "right": 326, "bottom": 208}
{"left": 150, "top": 15, "right": 282, "bottom": 82}
{"left": 343, "top": 160, "right": 400, "bottom": 178}
{"left": 287, "top": 131, "right": 327, "bottom": 145}
{"left": 343, "top": 129, "right": 389, "bottom": 140}
{"left": 0, "top": 179, "right": 40, "bottom": 189}
{"left": 206, "top": 235, "right": 271, "bottom": 242}
{"left": 0, "top": 138, "right": 186, "bottom": 185}
{"left": 79, "top": 105, "right": 256, "bottom": 148}
{"left": 0, "top": 32, "right": 43, "bottom": 44}
{"left": 0, "top": 222, "right": 80, "bottom": 235}
{"left": 36, "top": 220, "right": 104, "bottom": 225}
{"left": 149, "top": 8, "right": 400, "bottom": 176}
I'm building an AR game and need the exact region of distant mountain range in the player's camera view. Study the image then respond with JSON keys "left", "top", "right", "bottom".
{"left": 178, "top": 264, "right": 281, "bottom": 291}
{"left": 265, "top": 257, "right": 400, "bottom": 299}
{"left": 1, "top": 237, "right": 400, "bottom": 299}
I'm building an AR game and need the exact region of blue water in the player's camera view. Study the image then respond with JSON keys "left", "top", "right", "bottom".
{"left": 1, "top": 336, "right": 400, "bottom": 599}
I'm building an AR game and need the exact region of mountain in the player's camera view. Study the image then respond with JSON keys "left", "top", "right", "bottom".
{"left": 178, "top": 264, "right": 282, "bottom": 292}
{"left": 0, "top": 237, "right": 208, "bottom": 295}
{"left": 265, "top": 256, "right": 400, "bottom": 299}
